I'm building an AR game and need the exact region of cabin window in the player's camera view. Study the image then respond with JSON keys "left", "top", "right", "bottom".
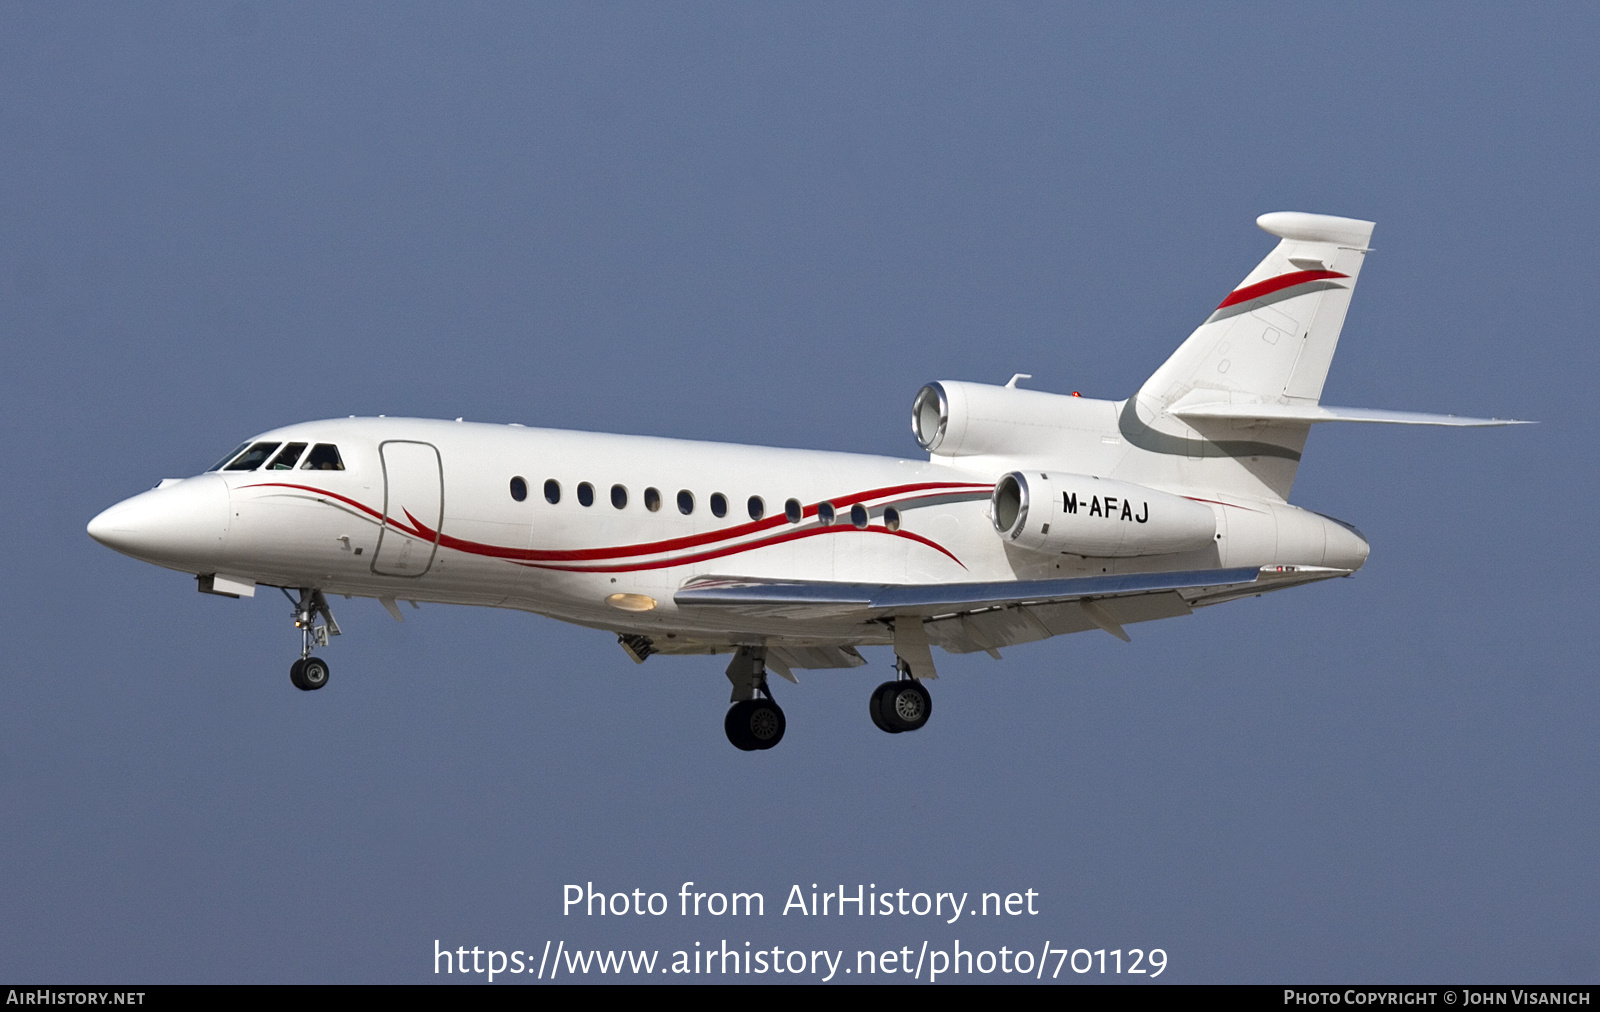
{"left": 817, "top": 502, "right": 836, "bottom": 526}
{"left": 644, "top": 487, "right": 661, "bottom": 512}
{"left": 748, "top": 496, "right": 765, "bottom": 521}
{"left": 225, "top": 442, "right": 280, "bottom": 471}
{"left": 850, "top": 503, "right": 868, "bottom": 529}
{"left": 884, "top": 507, "right": 901, "bottom": 532}
{"left": 677, "top": 490, "right": 694, "bottom": 515}
{"left": 784, "top": 498, "right": 802, "bottom": 524}
{"left": 300, "top": 444, "right": 345, "bottom": 471}
{"left": 577, "top": 482, "right": 595, "bottom": 507}
{"left": 710, "top": 493, "right": 728, "bottom": 518}
{"left": 544, "top": 479, "right": 561, "bottom": 504}
{"left": 208, "top": 443, "right": 249, "bottom": 472}
{"left": 611, "top": 484, "right": 628, "bottom": 509}
{"left": 509, "top": 476, "right": 528, "bottom": 502}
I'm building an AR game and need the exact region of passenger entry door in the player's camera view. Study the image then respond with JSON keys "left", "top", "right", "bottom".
{"left": 371, "top": 441, "right": 443, "bottom": 577}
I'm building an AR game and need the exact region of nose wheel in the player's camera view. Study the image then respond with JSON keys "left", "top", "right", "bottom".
{"left": 290, "top": 656, "right": 330, "bottom": 691}
{"left": 283, "top": 587, "right": 339, "bottom": 692}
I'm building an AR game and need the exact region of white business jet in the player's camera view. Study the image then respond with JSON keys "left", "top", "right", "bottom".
{"left": 89, "top": 212, "right": 1524, "bottom": 750}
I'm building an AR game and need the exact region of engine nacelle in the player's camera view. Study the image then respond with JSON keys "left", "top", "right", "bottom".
{"left": 990, "top": 471, "right": 1217, "bottom": 558}
{"left": 912, "top": 381, "right": 1113, "bottom": 458}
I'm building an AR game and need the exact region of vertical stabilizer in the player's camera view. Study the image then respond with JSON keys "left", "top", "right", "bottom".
{"left": 1114, "top": 212, "right": 1376, "bottom": 501}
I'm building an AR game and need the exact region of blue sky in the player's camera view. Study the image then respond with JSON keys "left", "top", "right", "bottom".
{"left": 2, "top": 3, "right": 1593, "bottom": 982}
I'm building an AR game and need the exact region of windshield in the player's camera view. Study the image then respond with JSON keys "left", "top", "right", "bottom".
{"left": 207, "top": 442, "right": 249, "bottom": 472}
{"left": 266, "top": 443, "right": 308, "bottom": 470}
{"left": 208, "top": 439, "right": 345, "bottom": 473}
{"left": 223, "top": 442, "right": 281, "bottom": 471}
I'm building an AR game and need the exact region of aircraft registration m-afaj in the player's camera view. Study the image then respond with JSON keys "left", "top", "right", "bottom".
{"left": 90, "top": 212, "right": 1524, "bottom": 751}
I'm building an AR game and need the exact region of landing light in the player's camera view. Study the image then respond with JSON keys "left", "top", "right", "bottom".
{"left": 606, "top": 593, "right": 657, "bottom": 612}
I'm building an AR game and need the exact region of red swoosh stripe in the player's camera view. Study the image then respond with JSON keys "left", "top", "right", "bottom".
{"left": 515, "top": 523, "right": 963, "bottom": 573}
{"left": 1216, "top": 269, "right": 1348, "bottom": 310}
{"left": 244, "top": 479, "right": 985, "bottom": 568}
{"left": 243, "top": 482, "right": 418, "bottom": 531}
{"left": 516, "top": 480, "right": 987, "bottom": 561}
{"left": 410, "top": 485, "right": 987, "bottom": 563}
{"left": 1181, "top": 494, "right": 1264, "bottom": 514}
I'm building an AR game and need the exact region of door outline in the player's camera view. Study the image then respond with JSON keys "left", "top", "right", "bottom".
{"left": 371, "top": 440, "right": 444, "bottom": 578}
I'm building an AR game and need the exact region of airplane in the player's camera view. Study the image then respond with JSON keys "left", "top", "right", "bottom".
{"left": 88, "top": 212, "right": 1526, "bottom": 751}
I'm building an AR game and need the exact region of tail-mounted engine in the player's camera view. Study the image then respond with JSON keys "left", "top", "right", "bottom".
{"left": 912, "top": 380, "right": 1112, "bottom": 458}
{"left": 990, "top": 471, "right": 1217, "bottom": 558}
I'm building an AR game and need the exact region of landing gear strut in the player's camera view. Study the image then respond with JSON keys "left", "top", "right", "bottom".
{"left": 870, "top": 658, "right": 932, "bottom": 734}
{"left": 284, "top": 587, "right": 339, "bottom": 692}
{"left": 724, "top": 646, "right": 786, "bottom": 751}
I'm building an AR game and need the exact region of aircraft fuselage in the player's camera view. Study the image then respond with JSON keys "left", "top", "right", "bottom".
{"left": 89, "top": 415, "right": 1367, "bottom": 647}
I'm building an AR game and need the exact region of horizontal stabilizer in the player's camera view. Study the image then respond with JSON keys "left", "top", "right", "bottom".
{"left": 1171, "top": 402, "right": 1532, "bottom": 427}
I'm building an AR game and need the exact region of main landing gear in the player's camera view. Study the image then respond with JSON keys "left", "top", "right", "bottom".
{"left": 283, "top": 587, "right": 340, "bottom": 692}
{"left": 869, "top": 658, "right": 932, "bottom": 734}
{"left": 718, "top": 648, "right": 934, "bottom": 748}
{"left": 724, "top": 646, "right": 786, "bottom": 751}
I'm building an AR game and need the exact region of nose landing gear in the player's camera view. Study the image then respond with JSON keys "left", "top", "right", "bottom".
{"left": 724, "top": 646, "right": 786, "bottom": 750}
{"left": 290, "top": 656, "right": 330, "bottom": 691}
{"left": 284, "top": 587, "right": 339, "bottom": 692}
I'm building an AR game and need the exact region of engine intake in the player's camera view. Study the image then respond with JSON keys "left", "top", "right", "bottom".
{"left": 990, "top": 471, "right": 1217, "bottom": 558}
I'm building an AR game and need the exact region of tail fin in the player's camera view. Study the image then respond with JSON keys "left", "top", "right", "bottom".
{"left": 1116, "top": 212, "right": 1376, "bottom": 501}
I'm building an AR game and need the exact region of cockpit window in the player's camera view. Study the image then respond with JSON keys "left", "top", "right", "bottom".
{"left": 267, "top": 443, "right": 308, "bottom": 470}
{"left": 299, "top": 444, "right": 345, "bottom": 471}
{"left": 224, "top": 442, "right": 282, "bottom": 471}
{"left": 208, "top": 442, "right": 250, "bottom": 472}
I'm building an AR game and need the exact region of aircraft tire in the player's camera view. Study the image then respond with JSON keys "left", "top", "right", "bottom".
{"left": 725, "top": 699, "right": 785, "bottom": 751}
{"left": 869, "top": 682, "right": 903, "bottom": 734}
{"left": 299, "top": 657, "right": 330, "bottom": 691}
{"left": 882, "top": 681, "right": 931, "bottom": 732}
{"left": 290, "top": 659, "right": 308, "bottom": 691}
{"left": 725, "top": 702, "right": 759, "bottom": 750}
{"left": 748, "top": 699, "right": 785, "bottom": 750}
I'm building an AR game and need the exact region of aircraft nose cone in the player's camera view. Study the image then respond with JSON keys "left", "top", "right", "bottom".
{"left": 88, "top": 476, "right": 230, "bottom": 568}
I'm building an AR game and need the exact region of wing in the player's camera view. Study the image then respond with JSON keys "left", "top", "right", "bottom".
{"left": 675, "top": 565, "right": 1351, "bottom": 669}
{"left": 674, "top": 565, "right": 1347, "bottom": 615}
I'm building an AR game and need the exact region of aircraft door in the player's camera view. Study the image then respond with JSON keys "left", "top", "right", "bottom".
{"left": 371, "top": 440, "right": 444, "bottom": 577}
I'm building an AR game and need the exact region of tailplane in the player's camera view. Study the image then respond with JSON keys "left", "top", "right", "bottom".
{"left": 1113, "top": 212, "right": 1525, "bottom": 502}
{"left": 1117, "top": 212, "right": 1373, "bottom": 501}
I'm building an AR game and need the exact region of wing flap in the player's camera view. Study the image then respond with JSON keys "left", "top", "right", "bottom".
{"left": 769, "top": 645, "right": 867, "bottom": 670}
{"left": 929, "top": 605, "right": 1059, "bottom": 654}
